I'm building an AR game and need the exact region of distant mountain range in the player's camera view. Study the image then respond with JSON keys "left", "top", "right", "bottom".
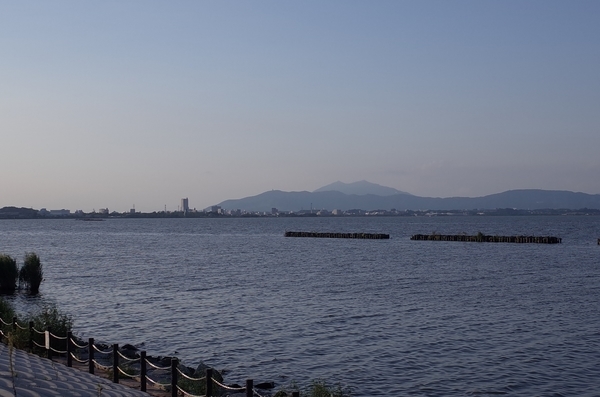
{"left": 313, "top": 180, "right": 411, "bottom": 196}
{"left": 217, "top": 181, "right": 600, "bottom": 212}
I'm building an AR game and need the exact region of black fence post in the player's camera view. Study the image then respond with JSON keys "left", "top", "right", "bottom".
{"left": 29, "top": 321, "right": 34, "bottom": 352}
{"left": 171, "top": 358, "right": 178, "bottom": 397}
{"left": 88, "top": 338, "right": 95, "bottom": 374}
{"left": 246, "top": 379, "right": 253, "bottom": 397}
{"left": 113, "top": 344, "right": 119, "bottom": 383}
{"left": 47, "top": 326, "right": 52, "bottom": 360}
{"left": 140, "top": 351, "right": 147, "bottom": 392}
{"left": 292, "top": 392, "right": 300, "bottom": 397}
{"left": 12, "top": 316, "right": 17, "bottom": 332}
{"left": 206, "top": 368, "right": 213, "bottom": 397}
{"left": 67, "top": 331, "right": 72, "bottom": 367}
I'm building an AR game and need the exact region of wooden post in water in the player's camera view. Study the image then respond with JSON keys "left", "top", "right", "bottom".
{"left": 246, "top": 379, "right": 253, "bottom": 397}
{"left": 47, "top": 326, "right": 52, "bottom": 360}
{"left": 67, "top": 331, "right": 72, "bottom": 367}
{"left": 140, "top": 351, "right": 147, "bottom": 392}
{"left": 29, "top": 321, "right": 34, "bottom": 353}
{"left": 88, "top": 338, "right": 95, "bottom": 374}
{"left": 112, "top": 344, "right": 119, "bottom": 383}
{"left": 171, "top": 358, "right": 178, "bottom": 397}
{"left": 206, "top": 368, "right": 213, "bottom": 397}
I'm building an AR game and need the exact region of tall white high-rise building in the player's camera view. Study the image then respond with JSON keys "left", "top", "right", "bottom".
{"left": 181, "top": 198, "right": 189, "bottom": 213}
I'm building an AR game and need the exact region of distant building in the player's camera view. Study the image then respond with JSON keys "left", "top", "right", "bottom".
{"left": 98, "top": 208, "right": 109, "bottom": 215}
{"left": 49, "top": 209, "right": 71, "bottom": 216}
{"left": 211, "top": 205, "right": 221, "bottom": 213}
{"left": 181, "top": 198, "right": 189, "bottom": 213}
{"left": 332, "top": 209, "right": 344, "bottom": 216}
{"left": 271, "top": 207, "right": 278, "bottom": 215}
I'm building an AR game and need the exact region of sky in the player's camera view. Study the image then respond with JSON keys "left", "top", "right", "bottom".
{"left": 1, "top": 1, "right": 599, "bottom": 212}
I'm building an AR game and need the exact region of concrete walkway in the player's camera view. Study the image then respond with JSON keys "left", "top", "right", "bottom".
{"left": 0, "top": 343, "right": 152, "bottom": 397}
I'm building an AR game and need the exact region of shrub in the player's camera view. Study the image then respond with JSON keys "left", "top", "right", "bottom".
{"left": 0, "top": 297, "right": 15, "bottom": 328}
{"left": 305, "top": 379, "right": 352, "bottom": 397}
{"left": 0, "top": 297, "right": 26, "bottom": 348}
{"left": 0, "top": 254, "right": 18, "bottom": 293}
{"left": 27, "top": 304, "right": 74, "bottom": 354}
{"left": 0, "top": 299, "right": 75, "bottom": 353}
{"left": 275, "top": 379, "right": 352, "bottom": 397}
{"left": 19, "top": 252, "right": 44, "bottom": 293}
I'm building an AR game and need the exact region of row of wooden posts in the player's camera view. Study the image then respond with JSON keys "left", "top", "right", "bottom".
{"left": 410, "top": 234, "right": 563, "bottom": 244}
{"left": 284, "top": 232, "right": 600, "bottom": 244}
{"left": 1, "top": 317, "right": 294, "bottom": 397}
{"left": 285, "top": 231, "right": 390, "bottom": 239}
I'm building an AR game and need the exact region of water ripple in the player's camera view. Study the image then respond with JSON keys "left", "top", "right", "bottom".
{"left": 1, "top": 216, "right": 600, "bottom": 395}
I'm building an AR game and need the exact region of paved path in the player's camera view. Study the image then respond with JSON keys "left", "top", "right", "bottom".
{"left": 0, "top": 343, "right": 152, "bottom": 397}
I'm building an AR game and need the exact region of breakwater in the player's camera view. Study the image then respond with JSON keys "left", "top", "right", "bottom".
{"left": 410, "top": 234, "right": 562, "bottom": 244}
{"left": 284, "top": 231, "right": 390, "bottom": 239}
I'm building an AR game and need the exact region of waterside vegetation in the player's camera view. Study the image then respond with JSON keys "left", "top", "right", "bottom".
{"left": 0, "top": 299, "right": 73, "bottom": 352}
{"left": 0, "top": 255, "right": 18, "bottom": 293}
{"left": 0, "top": 252, "right": 44, "bottom": 294}
{"left": 274, "top": 379, "right": 353, "bottom": 397}
{"left": 19, "top": 253, "right": 44, "bottom": 293}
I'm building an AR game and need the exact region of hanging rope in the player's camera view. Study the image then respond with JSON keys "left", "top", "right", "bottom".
{"left": 176, "top": 367, "right": 206, "bottom": 382}
{"left": 176, "top": 385, "right": 204, "bottom": 397}
{"left": 48, "top": 332, "right": 67, "bottom": 340}
{"left": 70, "top": 338, "right": 88, "bottom": 349}
{"left": 145, "top": 358, "right": 171, "bottom": 370}
{"left": 69, "top": 352, "right": 89, "bottom": 364}
{"left": 145, "top": 374, "right": 171, "bottom": 389}
{"left": 15, "top": 322, "right": 29, "bottom": 331}
{"left": 117, "top": 350, "right": 141, "bottom": 363}
{"left": 212, "top": 378, "right": 246, "bottom": 392}
{"left": 92, "top": 360, "right": 112, "bottom": 371}
{"left": 253, "top": 389, "right": 268, "bottom": 397}
{"left": 117, "top": 366, "right": 138, "bottom": 379}
{"left": 92, "top": 344, "right": 113, "bottom": 355}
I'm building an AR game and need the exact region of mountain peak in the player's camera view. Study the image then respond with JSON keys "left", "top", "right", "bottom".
{"left": 313, "top": 180, "right": 411, "bottom": 196}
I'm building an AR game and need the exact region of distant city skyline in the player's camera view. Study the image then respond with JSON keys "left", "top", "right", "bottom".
{"left": 2, "top": 1, "right": 599, "bottom": 212}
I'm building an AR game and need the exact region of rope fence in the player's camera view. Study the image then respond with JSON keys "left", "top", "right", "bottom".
{"left": 0, "top": 315, "right": 290, "bottom": 397}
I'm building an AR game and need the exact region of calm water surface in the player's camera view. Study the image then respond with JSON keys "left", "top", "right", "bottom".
{"left": 1, "top": 216, "right": 599, "bottom": 396}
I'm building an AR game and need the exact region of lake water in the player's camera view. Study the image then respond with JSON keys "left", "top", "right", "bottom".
{"left": 1, "top": 216, "right": 599, "bottom": 396}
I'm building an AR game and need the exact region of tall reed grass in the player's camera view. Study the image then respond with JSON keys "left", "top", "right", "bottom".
{"left": 0, "top": 255, "right": 18, "bottom": 293}
{"left": 19, "top": 252, "right": 43, "bottom": 294}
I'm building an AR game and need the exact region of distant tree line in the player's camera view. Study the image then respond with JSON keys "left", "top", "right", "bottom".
{"left": 2, "top": 205, "right": 600, "bottom": 220}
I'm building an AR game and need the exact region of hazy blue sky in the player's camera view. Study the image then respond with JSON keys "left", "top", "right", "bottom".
{"left": 2, "top": 1, "right": 599, "bottom": 212}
